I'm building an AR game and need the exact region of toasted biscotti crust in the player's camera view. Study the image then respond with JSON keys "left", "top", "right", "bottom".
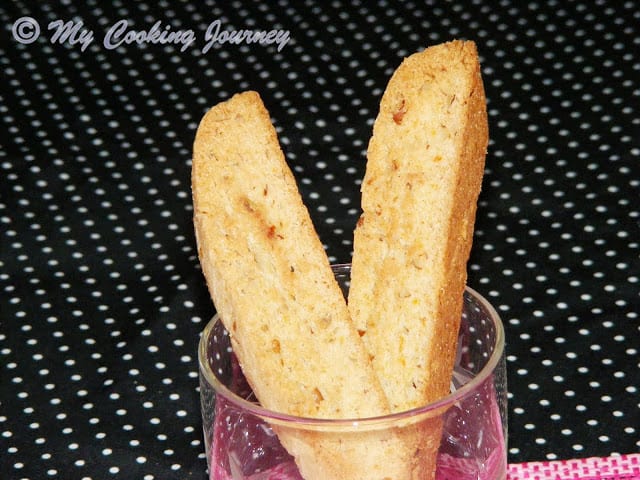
{"left": 348, "top": 40, "right": 489, "bottom": 412}
{"left": 192, "top": 91, "right": 387, "bottom": 419}
{"left": 192, "top": 91, "right": 423, "bottom": 479}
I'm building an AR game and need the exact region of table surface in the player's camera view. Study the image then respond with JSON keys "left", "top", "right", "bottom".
{"left": 1, "top": 1, "right": 638, "bottom": 479}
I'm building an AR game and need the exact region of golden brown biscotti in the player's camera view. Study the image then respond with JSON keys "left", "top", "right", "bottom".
{"left": 348, "top": 40, "right": 489, "bottom": 412}
{"left": 192, "top": 91, "right": 422, "bottom": 479}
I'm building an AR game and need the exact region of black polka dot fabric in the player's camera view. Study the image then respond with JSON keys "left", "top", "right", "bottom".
{"left": 1, "top": 1, "right": 638, "bottom": 479}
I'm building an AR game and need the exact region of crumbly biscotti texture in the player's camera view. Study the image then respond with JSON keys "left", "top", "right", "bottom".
{"left": 192, "top": 91, "right": 423, "bottom": 479}
{"left": 348, "top": 40, "right": 489, "bottom": 412}
{"left": 192, "top": 91, "right": 387, "bottom": 418}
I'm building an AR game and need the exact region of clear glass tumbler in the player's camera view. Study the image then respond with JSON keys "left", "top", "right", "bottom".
{"left": 199, "top": 264, "right": 507, "bottom": 480}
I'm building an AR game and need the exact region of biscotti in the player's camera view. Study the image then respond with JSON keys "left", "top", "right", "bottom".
{"left": 192, "top": 91, "right": 421, "bottom": 479}
{"left": 348, "top": 40, "right": 489, "bottom": 412}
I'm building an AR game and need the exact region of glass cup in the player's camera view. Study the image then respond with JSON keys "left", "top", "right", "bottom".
{"left": 199, "top": 264, "right": 507, "bottom": 480}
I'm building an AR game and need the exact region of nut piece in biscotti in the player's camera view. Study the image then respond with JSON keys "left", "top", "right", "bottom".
{"left": 348, "top": 40, "right": 489, "bottom": 412}
{"left": 192, "top": 91, "right": 421, "bottom": 479}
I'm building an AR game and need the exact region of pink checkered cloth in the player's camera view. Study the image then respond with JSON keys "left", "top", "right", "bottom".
{"left": 507, "top": 453, "right": 640, "bottom": 479}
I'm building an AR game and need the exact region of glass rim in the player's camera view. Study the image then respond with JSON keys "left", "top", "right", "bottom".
{"left": 198, "top": 265, "right": 505, "bottom": 429}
